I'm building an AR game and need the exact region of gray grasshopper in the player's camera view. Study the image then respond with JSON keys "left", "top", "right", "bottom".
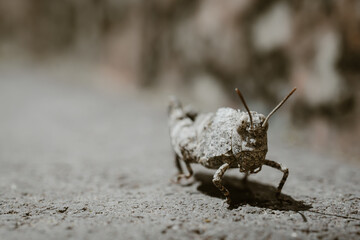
{"left": 168, "top": 88, "right": 296, "bottom": 204}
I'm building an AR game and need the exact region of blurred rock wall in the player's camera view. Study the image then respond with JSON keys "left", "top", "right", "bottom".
{"left": 0, "top": 0, "right": 359, "bottom": 158}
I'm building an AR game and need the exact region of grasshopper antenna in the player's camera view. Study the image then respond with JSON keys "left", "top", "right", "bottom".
{"left": 262, "top": 87, "right": 297, "bottom": 127}
{"left": 235, "top": 88, "right": 253, "bottom": 129}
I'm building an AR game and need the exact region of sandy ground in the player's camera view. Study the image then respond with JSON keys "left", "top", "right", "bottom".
{"left": 0, "top": 65, "right": 359, "bottom": 240}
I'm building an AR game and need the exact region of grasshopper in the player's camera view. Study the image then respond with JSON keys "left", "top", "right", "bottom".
{"left": 168, "top": 88, "right": 296, "bottom": 204}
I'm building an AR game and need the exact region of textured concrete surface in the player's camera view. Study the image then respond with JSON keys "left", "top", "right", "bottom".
{"left": 0, "top": 66, "right": 359, "bottom": 240}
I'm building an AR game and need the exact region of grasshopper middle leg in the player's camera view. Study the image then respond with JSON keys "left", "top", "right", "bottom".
{"left": 176, "top": 159, "right": 193, "bottom": 182}
{"left": 242, "top": 172, "right": 249, "bottom": 184}
{"left": 213, "top": 163, "right": 231, "bottom": 204}
{"left": 263, "top": 159, "right": 289, "bottom": 198}
{"left": 175, "top": 154, "right": 183, "bottom": 175}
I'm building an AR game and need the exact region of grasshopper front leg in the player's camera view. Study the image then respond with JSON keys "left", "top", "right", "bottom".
{"left": 213, "top": 163, "right": 231, "bottom": 204}
{"left": 263, "top": 159, "right": 289, "bottom": 198}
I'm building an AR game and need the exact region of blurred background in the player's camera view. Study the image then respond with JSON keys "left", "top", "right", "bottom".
{"left": 0, "top": 0, "right": 359, "bottom": 163}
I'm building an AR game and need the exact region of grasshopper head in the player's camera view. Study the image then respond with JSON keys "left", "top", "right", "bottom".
{"left": 235, "top": 87, "right": 296, "bottom": 130}
{"left": 236, "top": 111, "right": 268, "bottom": 173}
{"left": 234, "top": 87, "right": 297, "bottom": 173}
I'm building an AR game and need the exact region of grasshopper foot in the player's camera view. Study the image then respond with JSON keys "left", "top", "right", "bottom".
{"left": 176, "top": 173, "right": 191, "bottom": 183}
{"left": 275, "top": 191, "right": 287, "bottom": 204}
{"left": 172, "top": 162, "right": 194, "bottom": 184}
{"left": 226, "top": 197, "right": 232, "bottom": 205}
{"left": 276, "top": 189, "right": 286, "bottom": 198}
{"left": 221, "top": 197, "right": 232, "bottom": 208}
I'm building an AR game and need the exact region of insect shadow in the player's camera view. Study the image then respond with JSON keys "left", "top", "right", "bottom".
{"left": 194, "top": 172, "right": 312, "bottom": 211}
